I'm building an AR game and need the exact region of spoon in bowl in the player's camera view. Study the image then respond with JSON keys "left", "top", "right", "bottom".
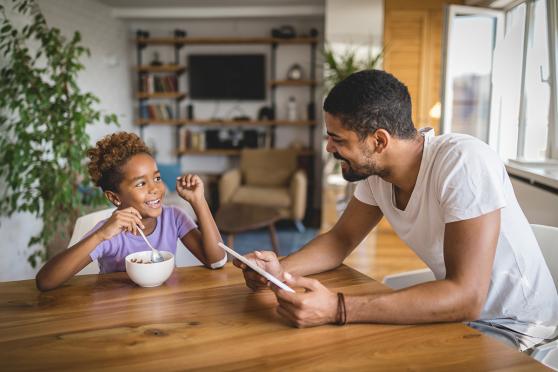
{"left": 136, "top": 226, "right": 164, "bottom": 263}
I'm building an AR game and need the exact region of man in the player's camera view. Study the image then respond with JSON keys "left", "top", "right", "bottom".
{"left": 234, "top": 70, "right": 558, "bottom": 350}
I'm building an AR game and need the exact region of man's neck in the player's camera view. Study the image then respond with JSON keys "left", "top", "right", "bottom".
{"left": 381, "top": 134, "right": 425, "bottom": 194}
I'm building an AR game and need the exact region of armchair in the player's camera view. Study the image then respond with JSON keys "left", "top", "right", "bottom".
{"left": 218, "top": 149, "right": 307, "bottom": 230}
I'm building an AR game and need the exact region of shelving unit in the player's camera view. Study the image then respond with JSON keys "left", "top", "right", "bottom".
{"left": 134, "top": 35, "right": 319, "bottom": 157}
{"left": 177, "top": 148, "right": 315, "bottom": 157}
{"left": 134, "top": 119, "right": 317, "bottom": 126}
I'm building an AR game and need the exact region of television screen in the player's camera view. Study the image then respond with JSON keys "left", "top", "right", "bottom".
{"left": 188, "top": 54, "right": 266, "bottom": 100}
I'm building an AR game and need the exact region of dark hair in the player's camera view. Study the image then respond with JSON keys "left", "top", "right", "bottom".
{"left": 87, "top": 132, "right": 152, "bottom": 192}
{"left": 323, "top": 69, "right": 416, "bottom": 140}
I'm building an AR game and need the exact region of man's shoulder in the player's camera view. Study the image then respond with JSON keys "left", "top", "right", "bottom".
{"left": 432, "top": 132, "right": 488, "bottom": 152}
{"left": 430, "top": 133, "right": 498, "bottom": 165}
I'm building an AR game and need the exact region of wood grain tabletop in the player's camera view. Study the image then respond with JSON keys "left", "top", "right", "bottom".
{"left": 0, "top": 264, "right": 546, "bottom": 371}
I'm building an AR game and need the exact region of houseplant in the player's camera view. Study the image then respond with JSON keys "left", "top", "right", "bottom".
{"left": 0, "top": 0, "right": 118, "bottom": 267}
{"left": 322, "top": 42, "right": 384, "bottom": 92}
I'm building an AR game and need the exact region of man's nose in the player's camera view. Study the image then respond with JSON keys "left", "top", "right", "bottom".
{"left": 325, "top": 138, "right": 335, "bottom": 153}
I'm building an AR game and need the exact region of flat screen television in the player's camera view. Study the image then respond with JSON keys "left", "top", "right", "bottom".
{"left": 188, "top": 54, "right": 266, "bottom": 100}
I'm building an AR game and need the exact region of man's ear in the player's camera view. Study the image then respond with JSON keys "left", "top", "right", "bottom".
{"left": 372, "top": 129, "right": 390, "bottom": 154}
{"left": 105, "top": 191, "right": 121, "bottom": 207}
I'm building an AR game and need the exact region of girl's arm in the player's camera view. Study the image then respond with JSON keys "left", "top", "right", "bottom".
{"left": 35, "top": 207, "right": 144, "bottom": 291}
{"left": 177, "top": 175, "right": 225, "bottom": 268}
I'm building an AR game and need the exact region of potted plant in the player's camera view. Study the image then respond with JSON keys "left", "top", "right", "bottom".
{"left": 322, "top": 42, "right": 384, "bottom": 93}
{"left": 0, "top": 0, "right": 118, "bottom": 267}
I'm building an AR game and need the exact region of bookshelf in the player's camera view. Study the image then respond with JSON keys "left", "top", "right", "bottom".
{"left": 134, "top": 35, "right": 319, "bottom": 157}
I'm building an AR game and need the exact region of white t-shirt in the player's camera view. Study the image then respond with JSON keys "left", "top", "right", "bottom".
{"left": 354, "top": 129, "right": 558, "bottom": 338}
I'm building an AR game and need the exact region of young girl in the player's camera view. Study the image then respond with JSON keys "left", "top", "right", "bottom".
{"left": 36, "top": 132, "right": 226, "bottom": 291}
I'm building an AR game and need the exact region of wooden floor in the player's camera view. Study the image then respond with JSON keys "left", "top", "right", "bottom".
{"left": 320, "top": 183, "right": 427, "bottom": 281}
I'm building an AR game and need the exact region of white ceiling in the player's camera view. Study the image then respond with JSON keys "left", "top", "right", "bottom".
{"left": 98, "top": 0, "right": 324, "bottom": 7}
{"left": 97, "top": 0, "right": 325, "bottom": 19}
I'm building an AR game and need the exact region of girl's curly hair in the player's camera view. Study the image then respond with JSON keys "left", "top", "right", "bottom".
{"left": 87, "top": 132, "right": 152, "bottom": 192}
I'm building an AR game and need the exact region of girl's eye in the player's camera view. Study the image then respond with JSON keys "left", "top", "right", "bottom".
{"left": 135, "top": 181, "right": 145, "bottom": 187}
{"left": 155, "top": 176, "right": 162, "bottom": 182}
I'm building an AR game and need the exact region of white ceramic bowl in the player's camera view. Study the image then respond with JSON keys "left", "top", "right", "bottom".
{"left": 125, "top": 251, "right": 175, "bottom": 287}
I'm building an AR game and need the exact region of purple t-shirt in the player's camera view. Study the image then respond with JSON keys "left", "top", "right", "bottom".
{"left": 86, "top": 206, "right": 197, "bottom": 273}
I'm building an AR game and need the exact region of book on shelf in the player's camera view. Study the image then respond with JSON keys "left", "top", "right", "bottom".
{"left": 180, "top": 128, "right": 206, "bottom": 151}
{"left": 140, "top": 104, "right": 175, "bottom": 120}
{"left": 140, "top": 75, "right": 178, "bottom": 93}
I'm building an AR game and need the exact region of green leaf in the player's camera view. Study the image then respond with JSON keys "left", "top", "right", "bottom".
{"left": 0, "top": 0, "right": 118, "bottom": 266}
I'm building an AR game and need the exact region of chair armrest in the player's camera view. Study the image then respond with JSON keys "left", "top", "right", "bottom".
{"left": 219, "top": 168, "right": 242, "bottom": 204}
{"left": 290, "top": 169, "right": 307, "bottom": 221}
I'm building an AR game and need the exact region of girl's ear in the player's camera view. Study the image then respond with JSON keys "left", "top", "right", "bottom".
{"left": 105, "top": 191, "right": 121, "bottom": 207}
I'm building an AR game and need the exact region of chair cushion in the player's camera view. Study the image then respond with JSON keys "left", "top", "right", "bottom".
{"left": 244, "top": 168, "right": 293, "bottom": 187}
{"left": 241, "top": 149, "right": 297, "bottom": 187}
{"left": 231, "top": 186, "right": 291, "bottom": 208}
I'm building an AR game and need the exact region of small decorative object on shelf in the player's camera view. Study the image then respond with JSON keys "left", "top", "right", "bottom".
{"left": 287, "top": 96, "right": 298, "bottom": 121}
{"left": 174, "top": 29, "right": 187, "bottom": 38}
{"left": 187, "top": 104, "right": 194, "bottom": 119}
{"left": 150, "top": 51, "right": 162, "bottom": 66}
{"left": 258, "top": 106, "right": 275, "bottom": 120}
{"left": 271, "top": 25, "right": 296, "bottom": 39}
{"left": 136, "top": 29, "right": 150, "bottom": 39}
{"left": 286, "top": 63, "right": 303, "bottom": 80}
{"left": 309, "top": 28, "right": 319, "bottom": 37}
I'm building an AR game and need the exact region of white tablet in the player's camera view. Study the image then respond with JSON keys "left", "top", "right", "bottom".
{"left": 218, "top": 242, "right": 295, "bottom": 293}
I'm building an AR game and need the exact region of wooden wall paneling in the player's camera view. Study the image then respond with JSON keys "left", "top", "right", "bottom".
{"left": 384, "top": 0, "right": 464, "bottom": 134}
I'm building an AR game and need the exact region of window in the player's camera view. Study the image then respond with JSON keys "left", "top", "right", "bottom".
{"left": 491, "top": 3, "right": 526, "bottom": 160}
{"left": 442, "top": 0, "right": 558, "bottom": 162}
{"left": 520, "top": 0, "right": 551, "bottom": 160}
{"left": 441, "top": 6, "right": 503, "bottom": 143}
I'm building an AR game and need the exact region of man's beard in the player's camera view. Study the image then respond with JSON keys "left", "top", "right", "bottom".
{"left": 333, "top": 152, "right": 387, "bottom": 182}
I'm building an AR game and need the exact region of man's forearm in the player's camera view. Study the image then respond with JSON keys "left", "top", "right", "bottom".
{"left": 281, "top": 231, "right": 351, "bottom": 277}
{"left": 346, "top": 279, "right": 483, "bottom": 324}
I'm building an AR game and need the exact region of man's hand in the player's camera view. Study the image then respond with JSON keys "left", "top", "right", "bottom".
{"left": 233, "top": 251, "right": 284, "bottom": 291}
{"left": 270, "top": 272, "right": 338, "bottom": 328}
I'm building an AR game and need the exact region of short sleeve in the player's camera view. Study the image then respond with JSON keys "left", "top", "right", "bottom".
{"left": 174, "top": 206, "right": 197, "bottom": 238}
{"left": 354, "top": 179, "right": 378, "bottom": 206}
{"left": 436, "top": 140, "right": 507, "bottom": 223}
{"left": 82, "top": 220, "right": 113, "bottom": 261}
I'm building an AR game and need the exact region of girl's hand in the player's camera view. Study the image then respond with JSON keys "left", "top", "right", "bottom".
{"left": 176, "top": 174, "right": 204, "bottom": 203}
{"left": 96, "top": 207, "right": 144, "bottom": 241}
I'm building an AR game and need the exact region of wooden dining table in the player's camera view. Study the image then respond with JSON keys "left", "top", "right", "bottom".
{"left": 0, "top": 264, "right": 545, "bottom": 371}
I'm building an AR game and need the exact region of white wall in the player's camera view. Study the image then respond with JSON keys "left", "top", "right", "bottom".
{"left": 325, "top": 0, "right": 383, "bottom": 45}
{"left": 0, "top": 0, "right": 133, "bottom": 281}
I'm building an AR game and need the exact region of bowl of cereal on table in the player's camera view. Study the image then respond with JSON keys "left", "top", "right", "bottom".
{"left": 125, "top": 251, "right": 175, "bottom": 287}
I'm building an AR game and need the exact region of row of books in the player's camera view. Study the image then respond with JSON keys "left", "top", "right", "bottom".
{"left": 179, "top": 129, "right": 206, "bottom": 151}
{"left": 140, "top": 75, "right": 178, "bottom": 93}
{"left": 139, "top": 104, "right": 174, "bottom": 120}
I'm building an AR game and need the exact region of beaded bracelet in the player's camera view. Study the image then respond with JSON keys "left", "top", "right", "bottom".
{"left": 336, "top": 292, "right": 347, "bottom": 325}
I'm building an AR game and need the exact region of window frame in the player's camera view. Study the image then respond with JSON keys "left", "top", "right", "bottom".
{"left": 507, "top": 0, "right": 557, "bottom": 160}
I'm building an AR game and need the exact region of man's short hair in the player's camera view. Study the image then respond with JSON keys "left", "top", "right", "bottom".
{"left": 323, "top": 69, "right": 416, "bottom": 140}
